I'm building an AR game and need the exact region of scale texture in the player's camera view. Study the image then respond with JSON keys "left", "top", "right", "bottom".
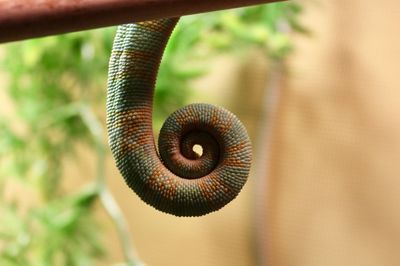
{"left": 106, "top": 18, "right": 252, "bottom": 216}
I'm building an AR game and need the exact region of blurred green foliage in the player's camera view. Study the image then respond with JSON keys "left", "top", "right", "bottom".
{"left": 0, "top": 2, "right": 305, "bottom": 265}
{"left": 0, "top": 27, "right": 112, "bottom": 265}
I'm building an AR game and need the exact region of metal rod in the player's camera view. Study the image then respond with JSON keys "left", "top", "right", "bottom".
{"left": 0, "top": 0, "right": 283, "bottom": 43}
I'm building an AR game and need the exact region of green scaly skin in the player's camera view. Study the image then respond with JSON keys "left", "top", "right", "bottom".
{"left": 106, "top": 18, "right": 252, "bottom": 217}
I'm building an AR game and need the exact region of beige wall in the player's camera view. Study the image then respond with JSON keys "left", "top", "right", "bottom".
{"left": 265, "top": 1, "right": 400, "bottom": 265}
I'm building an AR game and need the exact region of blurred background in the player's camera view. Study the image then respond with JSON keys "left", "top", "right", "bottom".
{"left": 1, "top": 1, "right": 400, "bottom": 265}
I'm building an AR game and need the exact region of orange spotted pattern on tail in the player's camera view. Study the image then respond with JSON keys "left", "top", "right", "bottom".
{"left": 106, "top": 18, "right": 252, "bottom": 216}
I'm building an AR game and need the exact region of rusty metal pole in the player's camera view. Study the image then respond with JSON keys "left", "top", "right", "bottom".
{"left": 0, "top": 0, "right": 284, "bottom": 43}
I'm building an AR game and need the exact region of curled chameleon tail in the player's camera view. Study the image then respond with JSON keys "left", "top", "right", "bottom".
{"left": 106, "top": 18, "right": 252, "bottom": 217}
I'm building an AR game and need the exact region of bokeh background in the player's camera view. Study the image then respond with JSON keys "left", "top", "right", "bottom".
{"left": 1, "top": 1, "right": 400, "bottom": 265}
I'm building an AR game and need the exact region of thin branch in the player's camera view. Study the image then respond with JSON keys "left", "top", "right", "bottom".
{"left": 79, "top": 104, "right": 144, "bottom": 266}
{"left": 99, "top": 189, "right": 145, "bottom": 266}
